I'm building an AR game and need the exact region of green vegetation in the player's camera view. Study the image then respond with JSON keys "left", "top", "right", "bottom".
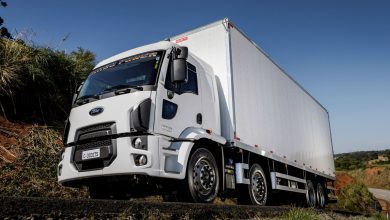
{"left": 0, "top": 125, "right": 88, "bottom": 198}
{"left": 335, "top": 150, "right": 390, "bottom": 170}
{"left": 281, "top": 207, "right": 319, "bottom": 220}
{"left": 0, "top": 36, "right": 93, "bottom": 197}
{"left": 0, "top": 37, "right": 95, "bottom": 124}
{"left": 334, "top": 182, "right": 375, "bottom": 214}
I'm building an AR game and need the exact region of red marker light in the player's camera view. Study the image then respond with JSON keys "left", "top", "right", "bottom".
{"left": 175, "top": 36, "right": 188, "bottom": 43}
{"left": 234, "top": 131, "right": 240, "bottom": 141}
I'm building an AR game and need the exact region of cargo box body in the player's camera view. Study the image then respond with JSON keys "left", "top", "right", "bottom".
{"left": 171, "top": 19, "right": 335, "bottom": 179}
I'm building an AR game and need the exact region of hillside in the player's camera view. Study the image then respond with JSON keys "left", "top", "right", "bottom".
{"left": 334, "top": 149, "right": 390, "bottom": 191}
{"left": 335, "top": 149, "right": 390, "bottom": 170}
{"left": 0, "top": 116, "right": 87, "bottom": 198}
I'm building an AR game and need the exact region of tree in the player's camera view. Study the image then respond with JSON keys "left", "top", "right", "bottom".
{"left": 0, "top": 0, "right": 12, "bottom": 39}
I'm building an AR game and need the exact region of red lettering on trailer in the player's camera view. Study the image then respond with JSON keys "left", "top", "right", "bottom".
{"left": 175, "top": 36, "right": 188, "bottom": 43}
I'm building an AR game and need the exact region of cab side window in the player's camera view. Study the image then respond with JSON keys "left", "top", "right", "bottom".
{"left": 165, "top": 62, "right": 198, "bottom": 95}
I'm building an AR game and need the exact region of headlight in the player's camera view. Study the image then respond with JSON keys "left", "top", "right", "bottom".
{"left": 130, "top": 98, "right": 151, "bottom": 132}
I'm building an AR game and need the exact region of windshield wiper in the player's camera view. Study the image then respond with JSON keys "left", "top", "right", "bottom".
{"left": 101, "top": 85, "right": 143, "bottom": 95}
{"left": 75, "top": 94, "right": 100, "bottom": 105}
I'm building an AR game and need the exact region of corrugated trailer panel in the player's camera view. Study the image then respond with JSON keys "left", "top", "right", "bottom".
{"left": 171, "top": 21, "right": 235, "bottom": 140}
{"left": 230, "top": 27, "right": 335, "bottom": 177}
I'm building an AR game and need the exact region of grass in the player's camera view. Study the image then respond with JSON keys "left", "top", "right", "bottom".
{"left": 280, "top": 207, "right": 319, "bottom": 220}
{"left": 0, "top": 39, "right": 31, "bottom": 95}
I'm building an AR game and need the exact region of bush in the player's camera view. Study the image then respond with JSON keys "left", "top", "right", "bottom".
{"left": 335, "top": 182, "right": 375, "bottom": 214}
{"left": 0, "top": 38, "right": 95, "bottom": 124}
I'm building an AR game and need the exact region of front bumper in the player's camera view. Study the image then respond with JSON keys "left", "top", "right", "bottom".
{"left": 58, "top": 135, "right": 163, "bottom": 185}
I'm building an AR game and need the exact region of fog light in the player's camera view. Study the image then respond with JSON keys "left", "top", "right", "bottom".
{"left": 134, "top": 138, "right": 142, "bottom": 149}
{"left": 135, "top": 154, "right": 147, "bottom": 166}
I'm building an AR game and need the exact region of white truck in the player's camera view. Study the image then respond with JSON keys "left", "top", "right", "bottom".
{"left": 58, "top": 18, "right": 335, "bottom": 207}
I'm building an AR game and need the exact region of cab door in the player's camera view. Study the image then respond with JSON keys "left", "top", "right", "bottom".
{"left": 154, "top": 58, "right": 202, "bottom": 138}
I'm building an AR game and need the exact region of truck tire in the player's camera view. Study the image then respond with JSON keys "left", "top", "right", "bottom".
{"left": 187, "top": 148, "right": 219, "bottom": 203}
{"left": 248, "top": 164, "right": 268, "bottom": 205}
{"left": 316, "top": 182, "right": 326, "bottom": 208}
{"left": 306, "top": 180, "right": 317, "bottom": 207}
{"left": 238, "top": 163, "right": 268, "bottom": 205}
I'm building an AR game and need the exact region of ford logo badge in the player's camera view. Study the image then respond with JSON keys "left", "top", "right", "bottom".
{"left": 89, "top": 107, "right": 104, "bottom": 116}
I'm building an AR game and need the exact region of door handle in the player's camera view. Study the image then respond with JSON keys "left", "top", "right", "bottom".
{"left": 196, "top": 113, "right": 202, "bottom": 125}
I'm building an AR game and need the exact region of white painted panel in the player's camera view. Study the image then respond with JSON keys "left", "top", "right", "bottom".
{"left": 168, "top": 19, "right": 335, "bottom": 178}
{"left": 170, "top": 20, "right": 234, "bottom": 140}
{"left": 230, "top": 27, "right": 335, "bottom": 177}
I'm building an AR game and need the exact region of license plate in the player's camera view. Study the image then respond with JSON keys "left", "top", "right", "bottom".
{"left": 82, "top": 148, "right": 100, "bottom": 160}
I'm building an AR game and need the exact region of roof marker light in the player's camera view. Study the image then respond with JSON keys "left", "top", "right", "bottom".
{"left": 175, "top": 36, "right": 188, "bottom": 44}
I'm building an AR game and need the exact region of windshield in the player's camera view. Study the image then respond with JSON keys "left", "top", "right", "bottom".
{"left": 78, "top": 51, "right": 163, "bottom": 99}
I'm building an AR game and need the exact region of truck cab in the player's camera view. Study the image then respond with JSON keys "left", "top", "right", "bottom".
{"left": 58, "top": 41, "right": 225, "bottom": 199}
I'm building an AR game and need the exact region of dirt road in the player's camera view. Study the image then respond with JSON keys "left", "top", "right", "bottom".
{"left": 0, "top": 196, "right": 290, "bottom": 219}
{"left": 0, "top": 196, "right": 372, "bottom": 219}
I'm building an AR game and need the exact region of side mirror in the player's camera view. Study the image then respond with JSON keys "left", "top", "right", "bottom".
{"left": 170, "top": 47, "right": 188, "bottom": 84}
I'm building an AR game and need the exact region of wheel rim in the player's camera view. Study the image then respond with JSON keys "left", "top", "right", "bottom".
{"left": 251, "top": 170, "right": 267, "bottom": 204}
{"left": 317, "top": 184, "right": 325, "bottom": 207}
{"left": 192, "top": 156, "right": 216, "bottom": 197}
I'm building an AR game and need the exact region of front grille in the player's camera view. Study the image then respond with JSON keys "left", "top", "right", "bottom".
{"left": 75, "top": 122, "right": 115, "bottom": 142}
{"left": 78, "top": 122, "right": 114, "bottom": 135}
{"left": 76, "top": 139, "right": 112, "bottom": 151}
{"left": 72, "top": 122, "right": 117, "bottom": 171}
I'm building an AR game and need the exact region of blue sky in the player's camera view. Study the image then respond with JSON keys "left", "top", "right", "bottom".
{"left": 2, "top": 0, "right": 390, "bottom": 153}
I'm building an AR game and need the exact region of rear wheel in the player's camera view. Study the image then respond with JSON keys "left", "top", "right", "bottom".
{"left": 306, "top": 180, "right": 316, "bottom": 207}
{"left": 249, "top": 164, "right": 268, "bottom": 205}
{"left": 316, "top": 182, "right": 326, "bottom": 208}
{"left": 187, "top": 148, "right": 219, "bottom": 203}
{"left": 238, "top": 163, "right": 268, "bottom": 205}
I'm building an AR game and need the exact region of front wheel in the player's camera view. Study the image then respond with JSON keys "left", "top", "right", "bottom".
{"left": 187, "top": 148, "right": 219, "bottom": 203}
